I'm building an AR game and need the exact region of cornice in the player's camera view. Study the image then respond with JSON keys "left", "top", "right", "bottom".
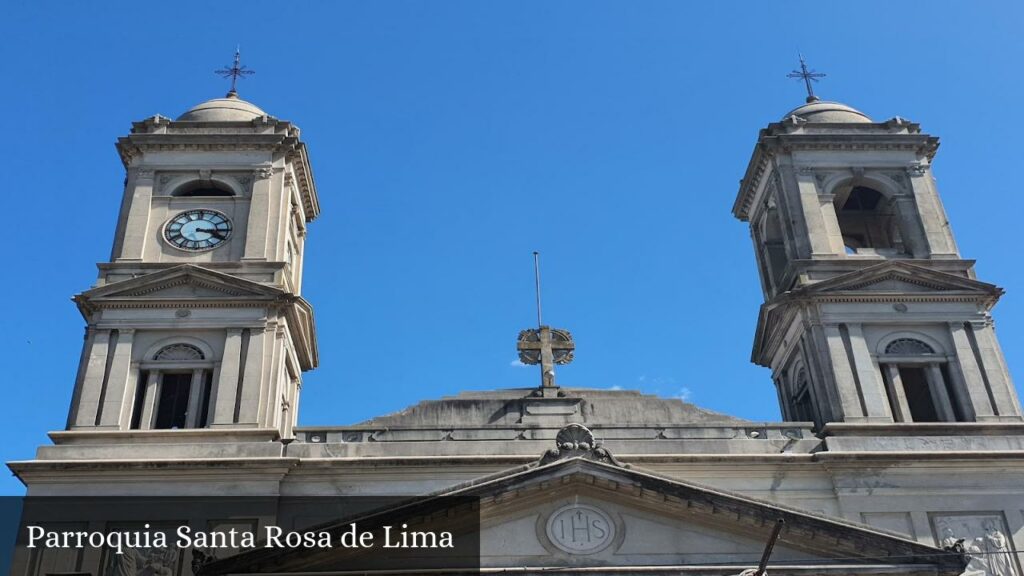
{"left": 733, "top": 126, "right": 940, "bottom": 221}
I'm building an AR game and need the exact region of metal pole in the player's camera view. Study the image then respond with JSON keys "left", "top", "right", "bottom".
{"left": 533, "top": 251, "right": 543, "bottom": 327}
{"left": 754, "top": 519, "right": 785, "bottom": 576}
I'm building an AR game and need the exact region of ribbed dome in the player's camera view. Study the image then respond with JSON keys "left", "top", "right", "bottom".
{"left": 782, "top": 99, "right": 872, "bottom": 123}
{"left": 176, "top": 93, "right": 267, "bottom": 122}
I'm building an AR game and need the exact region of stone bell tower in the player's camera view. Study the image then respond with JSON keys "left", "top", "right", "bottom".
{"left": 733, "top": 91, "right": 1021, "bottom": 429}
{"left": 62, "top": 82, "right": 319, "bottom": 447}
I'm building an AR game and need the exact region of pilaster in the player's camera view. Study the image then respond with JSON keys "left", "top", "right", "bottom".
{"left": 971, "top": 321, "right": 1023, "bottom": 419}
{"left": 948, "top": 322, "right": 997, "bottom": 420}
{"left": 822, "top": 325, "right": 867, "bottom": 422}
{"left": 237, "top": 328, "right": 267, "bottom": 425}
{"left": 795, "top": 168, "right": 834, "bottom": 257}
{"left": 212, "top": 328, "right": 244, "bottom": 426}
{"left": 96, "top": 329, "right": 135, "bottom": 429}
{"left": 71, "top": 329, "right": 112, "bottom": 429}
{"left": 243, "top": 167, "right": 274, "bottom": 260}
{"left": 113, "top": 168, "right": 154, "bottom": 261}
{"left": 908, "top": 168, "right": 958, "bottom": 257}
{"left": 845, "top": 324, "right": 893, "bottom": 420}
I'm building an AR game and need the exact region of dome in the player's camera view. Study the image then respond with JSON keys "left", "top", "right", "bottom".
{"left": 176, "top": 93, "right": 267, "bottom": 122}
{"left": 782, "top": 99, "right": 872, "bottom": 123}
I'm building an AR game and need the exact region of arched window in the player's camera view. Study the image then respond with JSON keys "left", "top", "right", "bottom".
{"left": 758, "top": 202, "right": 789, "bottom": 292}
{"left": 153, "top": 343, "right": 205, "bottom": 361}
{"left": 789, "top": 367, "right": 816, "bottom": 427}
{"left": 171, "top": 180, "right": 234, "bottom": 197}
{"left": 131, "top": 341, "right": 215, "bottom": 430}
{"left": 834, "top": 185, "right": 907, "bottom": 256}
{"left": 885, "top": 338, "right": 935, "bottom": 356}
{"left": 878, "top": 335, "right": 961, "bottom": 423}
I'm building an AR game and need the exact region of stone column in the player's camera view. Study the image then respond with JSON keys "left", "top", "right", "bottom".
{"left": 184, "top": 368, "right": 206, "bottom": 428}
{"left": 236, "top": 328, "right": 266, "bottom": 425}
{"left": 823, "top": 325, "right": 867, "bottom": 421}
{"left": 924, "top": 363, "right": 956, "bottom": 422}
{"left": 949, "top": 322, "right": 997, "bottom": 420}
{"left": 211, "top": 328, "right": 243, "bottom": 426}
{"left": 97, "top": 329, "right": 135, "bottom": 429}
{"left": 139, "top": 371, "right": 160, "bottom": 429}
{"left": 943, "top": 357, "right": 977, "bottom": 421}
{"left": 243, "top": 168, "right": 274, "bottom": 260}
{"left": 846, "top": 324, "right": 893, "bottom": 420}
{"left": 115, "top": 169, "right": 155, "bottom": 261}
{"left": 882, "top": 364, "right": 912, "bottom": 422}
{"left": 71, "top": 330, "right": 112, "bottom": 429}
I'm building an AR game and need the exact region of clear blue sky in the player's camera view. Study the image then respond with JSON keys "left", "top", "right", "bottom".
{"left": 2, "top": 1, "right": 1022, "bottom": 494}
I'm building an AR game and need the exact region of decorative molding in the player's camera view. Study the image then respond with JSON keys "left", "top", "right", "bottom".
{"left": 538, "top": 424, "right": 627, "bottom": 467}
{"left": 124, "top": 277, "right": 247, "bottom": 297}
{"left": 906, "top": 162, "right": 928, "bottom": 176}
{"left": 255, "top": 167, "right": 274, "bottom": 180}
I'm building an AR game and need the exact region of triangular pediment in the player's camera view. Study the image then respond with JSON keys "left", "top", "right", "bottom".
{"left": 77, "top": 264, "right": 286, "bottom": 304}
{"left": 800, "top": 261, "right": 1000, "bottom": 296}
{"left": 203, "top": 457, "right": 965, "bottom": 576}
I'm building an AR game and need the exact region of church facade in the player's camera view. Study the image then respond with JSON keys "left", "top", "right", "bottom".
{"left": 7, "top": 86, "right": 1024, "bottom": 576}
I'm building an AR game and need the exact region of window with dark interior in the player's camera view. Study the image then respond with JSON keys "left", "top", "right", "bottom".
{"left": 172, "top": 181, "right": 234, "bottom": 197}
{"left": 878, "top": 337, "right": 961, "bottom": 423}
{"left": 131, "top": 343, "right": 214, "bottom": 430}
{"left": 836, "top": 186, "right": 906, "bottom": 255}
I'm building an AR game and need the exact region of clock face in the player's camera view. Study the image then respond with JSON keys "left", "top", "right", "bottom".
{"left": 164, "top": 209, "right": 233, "bottom": 251}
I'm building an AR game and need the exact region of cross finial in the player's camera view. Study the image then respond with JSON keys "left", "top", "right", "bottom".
{"left": 787, "top": 54, "right": 826, "bottom": 103}
{"left": 517, "top": 252, "right": 575, "bottom": 395}
{"left": 215, "top": 47, "right": 255, "bottom": 98}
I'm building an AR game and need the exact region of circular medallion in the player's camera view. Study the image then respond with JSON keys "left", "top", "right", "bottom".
{"left": 545, "top": 504, "right": 615, "bottom": 554}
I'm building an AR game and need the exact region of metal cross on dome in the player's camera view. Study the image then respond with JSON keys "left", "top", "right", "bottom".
{"left": 516, "top": 252, "right": 575, "bottom": 395}
{"left": 787, "top": 54, "right": 826, "bottom": 103}
{"left": 215, "top": 48, "right": 255, "bottom": 97}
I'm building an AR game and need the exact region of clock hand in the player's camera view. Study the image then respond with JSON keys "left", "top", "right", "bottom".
{"left": 196, "top": 228, "right": 227, "bottom": 239}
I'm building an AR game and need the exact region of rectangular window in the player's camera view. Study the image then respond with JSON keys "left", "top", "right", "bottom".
{"left": 154, "top": 372, "right": 192, "bottom": 429}
{"left": 898, "top": 366, "right": 940, "bottom": 422}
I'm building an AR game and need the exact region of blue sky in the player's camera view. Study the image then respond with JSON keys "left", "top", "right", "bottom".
{"left": 2, "top": 1, "right": 1023, "bottom": 494}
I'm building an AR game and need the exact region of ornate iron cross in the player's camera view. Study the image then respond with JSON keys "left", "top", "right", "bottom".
{"left": 215, "top": 48, "right": 255, "bottom": 97}
{"left": 517, "top": 326, "right": 575, "bottom": 391}
{"left": 787, "top": 54, "right": 825, "bottom": 103}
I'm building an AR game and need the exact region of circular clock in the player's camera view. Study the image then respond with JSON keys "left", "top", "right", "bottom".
{"left": 163, "top": 209, "right": 233, "bottom": 251}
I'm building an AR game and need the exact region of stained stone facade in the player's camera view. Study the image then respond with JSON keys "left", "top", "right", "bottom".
{"left": 7, "top": 92, "right": 1024, "bottom": 576}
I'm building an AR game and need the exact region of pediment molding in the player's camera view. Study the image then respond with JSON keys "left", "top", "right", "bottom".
{"left": 201, "top": 455, "right": 965, "bottom": 576}
{"left": 79, "top": 264, "right": 287, "bottom": 302}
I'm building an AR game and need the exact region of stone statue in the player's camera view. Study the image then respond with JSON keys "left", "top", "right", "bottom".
{"left": 973, "top": 519, "right": 1020, "bottom": 576}
{"left": 935, "top": 516, "right": 1021, "bottom": 576}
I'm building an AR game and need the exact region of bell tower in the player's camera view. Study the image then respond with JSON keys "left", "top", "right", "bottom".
{"left": 63, "top": 86, "right": 319, "bottom": 443}
{"left": 734, "top": 92, "right": 1021, "bottom": 429}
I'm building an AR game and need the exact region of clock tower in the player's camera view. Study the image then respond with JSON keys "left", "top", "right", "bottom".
{"left": 64, "top": 90, "right": 319, "bottom": 446}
